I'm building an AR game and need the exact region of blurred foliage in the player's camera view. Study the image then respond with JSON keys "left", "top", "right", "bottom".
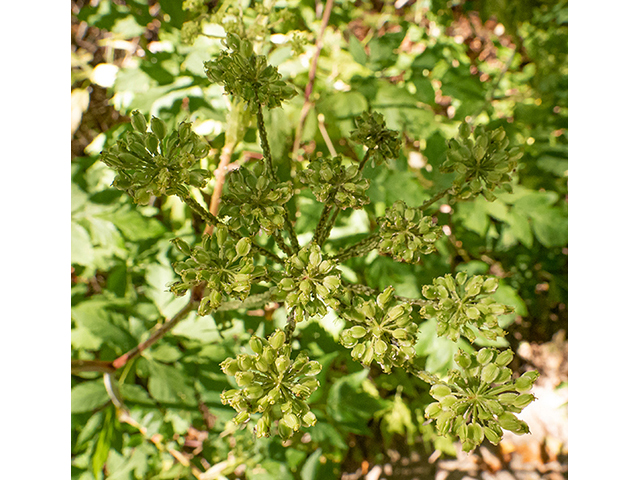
{"left": 72, "top": 0, "right": 567, "bottom": 478}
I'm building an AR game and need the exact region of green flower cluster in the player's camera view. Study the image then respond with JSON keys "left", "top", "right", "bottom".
{"left": 442, "top": 123, "right": 522, "bottom": 201}
{"left": 169, "top": 226, "right": 260, "bottom": 315}
{"left": 277, "top": 244, "right": 342, "bottom": 323}
{"left": 340, "top": 286, "right": 417, "bottom": 373}
{"left": 221, "top": 162, "right": 294, "bottom": 235}
{"left": 425, "top": 348, "right": 538, "bottom": 452}
{"left": 420, "top": 273, "right": 511, "bottom": 342}
{"left": 100, "top": 112, "right": 211, "bottom": 204}
{"left": 378, "top": 200, "right": 442, "bottom": 263}
{"left": 350, "top": 111, "right": 401, "bottom": 167}
{"left": 204, "top": 33, "right": 296, "bottom": 112}
{"left": 297, "top": 156, "right": 370, "bottom": 209}
{"left": 220, "top": 330, "right": 321, "bottom": 439}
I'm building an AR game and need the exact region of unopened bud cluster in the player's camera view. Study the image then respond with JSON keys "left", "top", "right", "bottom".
{"left": 204, "top": 33, "right": 296, "bottom": 112}
{"left": 425, "top": 347, "right": 538, "bottom": 452}
{"left": 298, "top": 156, "right": 370, "bottom": 210}
{"left": 350, "top": 112, "right": 401, "bottom": 167}
{"left": 420, "top": 273, "right": 510, "bottom": 342}
{"left": 378, "top": 200, "right": 442, "bottom": 263}
{"left": 277, "top": 244, "right": 342, "bottom": 322}
{"left": 100, "top": 112, "right": 211, "bottom": 204}
{"left": 169, "top": 226, "right": 259, "bottom": 315}
{"left": 340, "top": 286, "right": 417, "bottom": 373}
{"left": 222, "top": 162, "right": 293, "bottom": 235}
{"left": 442, "top": 123, "right": 521, "bottom": 201}
{"left": 220, "top": 330, "right": 321, "bottom": 439}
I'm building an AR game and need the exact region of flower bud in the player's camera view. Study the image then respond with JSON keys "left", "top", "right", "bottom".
{"left": 269, "top": 330, "right": 286, "bottom": 350}
{"left": 495, "top": 350, "right": 514, "bottom": 367}
{"left": 131, "top": 110, "right": 147, "bottom": 133}
{"left": 476, "top": 348, "right": 494, "bottom": 366}
{"left": 302, "top": 411, "right": 317, "bottom": 427}
{"left": 515, "top": 371, "right": 539, "bottom": 393}
{"left": 150, "top": 117, "right": 166, "bottom": 140}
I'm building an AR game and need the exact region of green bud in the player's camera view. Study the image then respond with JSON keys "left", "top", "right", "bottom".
{"left": 482, "top": 277, "right": 499, "bottom": 293}
{"left": 302, "top": 411, "right": 317, "bottom": 427}
{"left": 235, "top": 237, "right": 251, "bottom": 257}
{"left": 350, "top": 326, "right": 367, "bottom": 339}
{"left": 269, "top": 330, "right": 286, "bottom": 350}
{"left": 249, "top": 336, "right": 263, "bottom": 355}
{"left": 513, "top": 393, "right": 535, "bottom": 409}
{"left": 495, "top": 350, "right": 514, "bottom": 367}
{"left": 425, "top": 402, "right": 442, "bottom": 419}
{"left": 477, "top": 348, "right": 494, "bottom": 365}
{"left": 150, "top": 117, "right": 166, "bottom": 140}
{"left": 515, "top": 371, "right": 539, "bottom": 392}
{"left": 234, "top": 411, "right": 250, "bottom": 425}
{"left": 276, "top": 356, "right": 291, "bottom": 374}
{"left": 255, "top": 416, "right": 270, "bottom": 437}
{"left": 430, "top": 385, "right": 451, "bottom": 400}
{"left": 131, "top": 110, "right": 147, "bottom": 133}
{"left": 374, "top": 339, "right": 388, "bottom": 355}
{"left": 481, "top": 363, "right": 500, "bottom": 384}
{"left": 484, "top": 423, "right": 503, "bottom": 445}
{"left": 455, "top": 350, "right": 472, "bottom": 369}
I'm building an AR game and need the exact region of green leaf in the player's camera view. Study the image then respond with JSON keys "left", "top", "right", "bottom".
{"left": 529, "top": 207, "right": 568, "bottom": 247}
{"left": 72, "top": 301, "right": 137, "bottom": 352}
{"left": 71, "top": 222, "right": 95, "bottom": 267}
{"left": 348, "top": 35, "right": 367, "bottom": 66}
{"left": 326, "top": 370, "right": 387, "bottom": 434}
{"left": 300, "top": 448, "right": 323, "bottom": 480}
{"left": 504, "top": 211, "right": 533, "bottom": 248}
{"left": 72, "top": 380, "right": 110, "bottom": 414}
{"left": 92, "top": 406, "right": 116, "bottom": 478}
{"left": 147, "top": 360, "right": 197, "bottom": 406}
{"left": 99, "top": 206, "right": 166, "bottom": 241}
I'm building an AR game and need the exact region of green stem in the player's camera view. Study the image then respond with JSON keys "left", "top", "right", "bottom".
{"left": 406, "top": 364, "right": 441, "bottom": 385}
{"left": 284, "top": 309, "right": 297, "bottom": 344}
{"left": 358, "top": 148, "right": 372, "bottom": 173}
{"left": 255, "top": 102, "right": 300, "bottom": 253}
{"left": 318, "top": 208, "right": 341, "bottom": 246}
{"left": 419, "top": 185, "right": 452, "bottom": 211}
{"left": 312, "top": 192, "right": 336, "bottom": 245}
{"left": 330, "top": 233, "right": 379, "bottom": 263}
{"left": 345, "top": 283, "right": 429, "bottom": 307}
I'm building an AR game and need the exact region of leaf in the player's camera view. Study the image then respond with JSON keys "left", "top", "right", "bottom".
{"left": 72, "top": 380, "right": 110, "bottom": 414}
{"left": 529, "top": 206, "right": 568, "bottom": 247}
{"left": 326, "top": 370, "right": 388, "bottom": 434}
{"left": 99, "top": 206, "right": 166, "bottom": 241}
{"left": 504, "top": 211, "right": 533, "bottom": 248}
{"left": 300, "top": 448, "right": 323, "bottom": 480}
{"left": 92, "top": 406, "right": 116, "bottom": 479}
{"left": 72, "top": 301, "right": 137, "bottom": 352}
{"left": 414, "top": 320, "right": 470, "bottom": 375}
{"left": 348, "top": 35, "right": 367, "bottom": 66}
{"left": 71, "top": 221, "right": 95, "bottom": 267}
{"left": 147, "top": 360, "right": 197, "bottom": 406}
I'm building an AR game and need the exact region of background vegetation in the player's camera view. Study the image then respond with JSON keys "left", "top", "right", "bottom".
{"left": 71, "top": 1, "right": 567, "bottom": 478}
